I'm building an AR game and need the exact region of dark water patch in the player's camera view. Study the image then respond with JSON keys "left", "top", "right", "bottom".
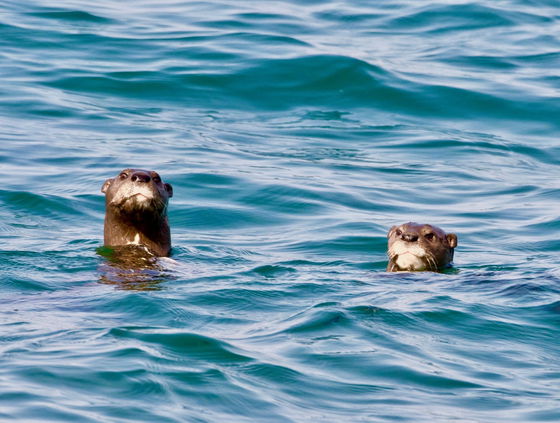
{"left": 237, "top": 361, "right": 412, "bottom": 420}
{"left": 361, "top": 362, "right": 481, "bottom": 390}
{"left": 177, "top": 205, "right": 284, "bottom": 229}
{"left": 541, "top": 301, "right": 560, "bottom": 314}
{"left": 28, "top": 9, "right": 115, "bottom": 24}
{"left": 0, "top": 191, "right": 77, "bottom": 216}
{"left": 109, "top": 327, "right": 252, "bottom": 363}
{"left": 183, "top": 172, "right": 244, "bottom": 188}
{"left": 251, "top": 264, "right": 297, "bottom": 279}
{"left": 523, "top": 409, "right": 560, "bottom": 423}
{"left": 313, "top": 10, "right": 385, "bottom": 25}
{"left": 280, "top": 306, "right": 358, "bottom": 335}
{"left": 237, "top": 184, "right": 331, "bottom": 215}
{"left": 394, "top": 4, "right": 513, "bottom": 30}
{"left": 182, "top": 284, "right": 305, "bottom": 318}
{"left": 421, "top": 83, "right": 558, "bottom": 125}
{"left": 39, "top": 54, "right": 391, "bottom": 112}
{"left": 97, "top": 293, "right": 189, "bottom": 325}
{"left": 512, "top": 51, "right": 560, "bottom": 66}
{"left": 1, "top": 275, "right": 55, "bottom": 293}
{"left": 446, "top": 54, "right": 519, "bottom": 71}
{"left": 292, "top": 234, "right": 384, "bottom": 255}
{"left": 386, "top": 3, "right": 551, "bottom": 33}
{"left": 0, "top": 250, "right": 98, "bottom": 294}
{"left": 200, "top": 9, "right": 311, "bottom": 34}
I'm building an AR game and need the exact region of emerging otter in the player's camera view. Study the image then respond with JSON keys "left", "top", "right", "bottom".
{"left": 387, "top": 222, "right": 457, "bottom": 272}
{"left": 101, "top": 168, "right": 173, "bottom": 256}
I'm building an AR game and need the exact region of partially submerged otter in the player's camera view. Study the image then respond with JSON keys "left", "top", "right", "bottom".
{"left": 101, "top": 168, "right": 173, "bottom": 256}
{"left": 387, "top": 222, "right": 457, "bottom": 272}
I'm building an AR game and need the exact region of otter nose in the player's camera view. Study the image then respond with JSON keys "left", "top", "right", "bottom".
{"left": 402, "top": 233, "right": 418, "bottom": 242}
{"left": 131, "top": 172, "right": 151, "bottom": 183}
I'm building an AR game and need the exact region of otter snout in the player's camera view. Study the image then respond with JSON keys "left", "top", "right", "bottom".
{"left": 130, "top": 171, "right": 151, "bottom": 183}
{"left": 401, "top": 233, "right": 418, "bottom": 243}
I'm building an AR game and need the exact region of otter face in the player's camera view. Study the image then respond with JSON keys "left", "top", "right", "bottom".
{"left": 387, "top": 222, "right": 457, "bottom": 272}
{"left": 101, "top": 168, "right": 173, "bottom": 218}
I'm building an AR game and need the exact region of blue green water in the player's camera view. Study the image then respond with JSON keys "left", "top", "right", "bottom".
{"left": 1, "top": 0, "right": 559, "bottom": 421}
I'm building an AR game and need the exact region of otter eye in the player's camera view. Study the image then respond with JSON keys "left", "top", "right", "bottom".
{"left": 425, "top": 233, "right": 435, "bottom": 240}
{"left": 153, "top": 175, "right": 161, "bottom": 183}
{"left": 119, "top": 172, "right": 128, "bottom": 180}
{"left": 395, "top": 229, "right": 402, "bottom": 236}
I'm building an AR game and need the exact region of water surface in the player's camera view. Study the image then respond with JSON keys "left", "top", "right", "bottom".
{"left": 1, "top": 1, "right": 559, "bottom": 422}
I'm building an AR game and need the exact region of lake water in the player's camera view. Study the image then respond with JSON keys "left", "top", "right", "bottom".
{"left": 1, "top": 1, "right": 559, "bottom": 422}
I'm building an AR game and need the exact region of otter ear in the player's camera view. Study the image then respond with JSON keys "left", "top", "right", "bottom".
{"left": 387, "top": 225, "right": 397, "bottom": 238}
{"left": 165, "top": 183, "right": 173, "bottom": 198}
{"left": 101, "top": 178, "right": 113, "bottom": 194}
{"left": 447, "top": 233, "right": 458, "bottom": 248}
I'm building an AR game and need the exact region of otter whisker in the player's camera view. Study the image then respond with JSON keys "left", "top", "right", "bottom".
{"left": 428, "top": 254, "right": 438, "bottom": 272}
{"left": 425, "top": 254, "right": 434, "bottom": 271}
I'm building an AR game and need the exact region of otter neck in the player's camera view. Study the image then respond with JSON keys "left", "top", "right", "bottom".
{"left": 104, "top": 210, "right": 171, "bottom": 256}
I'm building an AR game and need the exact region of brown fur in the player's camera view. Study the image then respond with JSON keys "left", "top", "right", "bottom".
{"left": 101, "top": 168, "right": 173, "bottom": 256}
{"left": 386, "top": 222, "right": 457, "bottom": 272}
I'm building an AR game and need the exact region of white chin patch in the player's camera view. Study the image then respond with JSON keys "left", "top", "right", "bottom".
{"left": 128, "top": 185, "right": 154, "bottom": 199}
{"left": 391, "top": 240, "right": 428, "bottom": 271}
{"left": 133, "top": 193, "right": 150, "bottom": 202}
{"left": 112, "top": 184, "right": 154, "bottom": 205}
{"left": 395, "top": 253, "right": 427, "bottom": 271}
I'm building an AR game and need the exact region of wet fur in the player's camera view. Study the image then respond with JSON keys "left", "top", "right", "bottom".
{"left": 102, "top": 168, "right": 173, "bottom": 257}
{"left": 386, "top": 222, "right": 457, "bottom": 272}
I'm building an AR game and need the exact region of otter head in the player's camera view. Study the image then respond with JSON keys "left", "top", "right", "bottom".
{"left": 101, "top": 169, "right": 173, "bottom": 256}
{"left": 386, "top": 222, "right": 457, "bottom": 272}
{"left": 102, "top": 169, "right": 173, "bottom": 222}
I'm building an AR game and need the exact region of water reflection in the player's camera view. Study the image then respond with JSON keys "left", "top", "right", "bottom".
{"left": 97, "top": 246, "right": 176, "bottom": 291}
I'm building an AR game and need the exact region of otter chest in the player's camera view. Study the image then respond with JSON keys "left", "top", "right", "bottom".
{"left": 127, "top": 233, "right": 141, "bottom": 245}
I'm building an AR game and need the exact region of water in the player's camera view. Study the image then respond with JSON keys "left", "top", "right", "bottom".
{"left": 1, "top": 0, "right": 559, "bottom": 421}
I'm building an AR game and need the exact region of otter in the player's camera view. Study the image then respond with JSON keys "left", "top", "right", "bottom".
{"left": 101, "top": 168, "right": 173, "bottom": 257}
{"left": 386, "top": 222, "right": 457, "bottom": 272}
